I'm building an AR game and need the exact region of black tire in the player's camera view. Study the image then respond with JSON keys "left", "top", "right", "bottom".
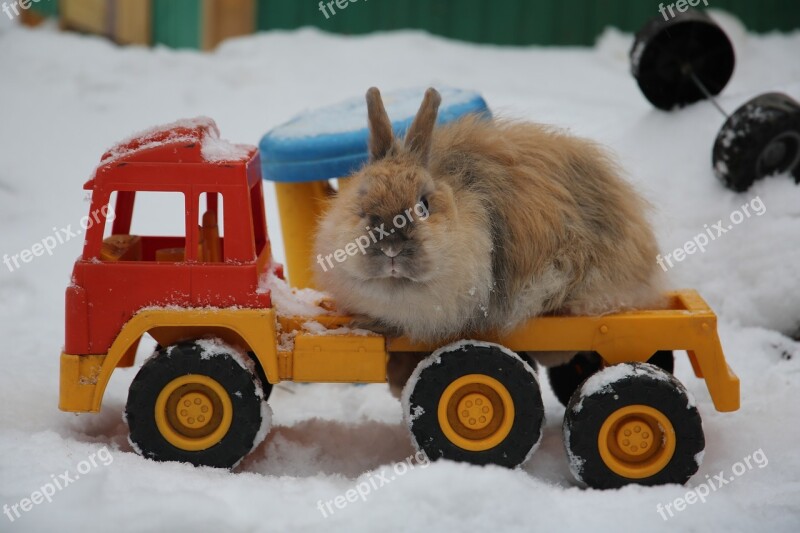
{"left": 248, "top": 351, "right": 274, "bottom": 401}
{"left": 517, "top": 352, "right": 539, "bottom": 373}
{"left": 126, "top": 340, "right": 269, "bottom": 468}
{"left": 630, "top": 8, "right": 735, "bottom": 110}
{"left": 547, "top": 352, "right": 604, "bottom": 407}
{"left": 548, "top": 351, "right": 675, "bottom": 407}
{"left": 149, "top": 345, "right": 272, "bottom": 400}
{"left": 563, "top": 363, "right": 704, "bottom": 489}
{"left": 713, "top": 92, "right": 800, "bottom": 191}
{"left": 648, "top": 350, "right": 675, "bottom": 374}
{"left": 403, "top": 342, "right": 544, "bottom": 468}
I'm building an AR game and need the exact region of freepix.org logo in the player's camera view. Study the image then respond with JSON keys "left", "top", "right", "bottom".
{"left": 3, "top": 446, "right": 114, "bottom": 523}
{"left": 2, "top": 0, "right": 50, "bottom": 21}
{"left": 316, "top": 200, "right": 429, "bottom": 272}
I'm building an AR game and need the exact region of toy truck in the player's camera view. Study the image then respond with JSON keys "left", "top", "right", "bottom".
{"left": 60, "top": 117, "right": 739, "bottom": 489}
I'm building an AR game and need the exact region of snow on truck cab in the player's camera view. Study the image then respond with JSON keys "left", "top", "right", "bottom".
{"left": 60, "top": 115, "right": 739, "bottom": 489}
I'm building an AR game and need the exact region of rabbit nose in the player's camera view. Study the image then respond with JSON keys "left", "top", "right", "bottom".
{"left": 381, "top": 246, "right": 400, "bottom": 258}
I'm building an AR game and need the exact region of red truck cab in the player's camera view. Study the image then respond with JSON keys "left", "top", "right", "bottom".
{"left": 66, "top": 118, "right": 276, "bottom": 358}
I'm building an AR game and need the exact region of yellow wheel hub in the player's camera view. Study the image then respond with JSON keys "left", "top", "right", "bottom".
{"left": 615, "top": 417, "right": 655, "bottom": 456}
{"left": 176, "top": 391, "right": 214, "bottom": 429}
{"left": 438, "top": 374, "right": 514, "bottom": 452}
{"left": 155, "top": 374, "right": 233, "bottom": 452}
{"left": 598, "top": 404, "right": 676, "bottom": 479}
{"left": 456, "top": 392, "right": 494, "bottom": 431}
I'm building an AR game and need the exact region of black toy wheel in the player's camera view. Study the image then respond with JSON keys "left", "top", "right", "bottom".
{"left": 630, "top": 8, "right": 734, "bottom": 110}
{"left": 547, "top": 352, "right": 604, "bottom": 407}
{"left": 126, "top": 339, "right": 270, "bottom": 468}
{"left": 647, "top": 350, "right": 675, "bottom": 373}
{"left": 548, "top": 351, "right": 675, "bottom": 407}
{"left": 563, "top": 363, "right": 704, "bottom": 489}
{"left": 713, "top": 92, "right": 800, "bottom": 191}
{"left": 402, "top": 342, "right": 544, "bottom": 467}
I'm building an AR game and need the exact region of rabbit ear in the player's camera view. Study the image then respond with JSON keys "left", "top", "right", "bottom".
{"left": 366, "top": 87, "right": 394, "bottom": 161}
{"left": 405, "top": 88, "right": 441, "bottom": 166}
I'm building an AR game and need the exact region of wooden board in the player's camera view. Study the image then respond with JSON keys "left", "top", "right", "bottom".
{"left": 115, "top": 0, "right": 151, "bottom": 45}
{"left": 201, "top": 0, "right": 256, "bottom": 50}
{"left": 60, "top": 0, "right": 107, "bottom": 35}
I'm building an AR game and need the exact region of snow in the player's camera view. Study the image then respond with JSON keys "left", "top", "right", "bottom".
{"left": 98, "top": 116, "right": 209, "bottom": 167}
{"left": 258, "top": 271, "right": 332, "bottom": 317}
{"left": 1, "top": 11, "right": 800, "bottom": 533}
{"left": 194, "top": 337, "right": 254, "bottom": 375}
{"left": 97, "top": 115, "right": 251, "bottom": 167}
{"left": 563, "top": 424, "right": 586, "bottom": 483}
{"left": 579, "top": 362, "right": 671, "bottom": 398}
{"left": 695, "top": 450, "right": 706, "bottom": 468}
{"left": 574, "top": 363, "right": 697, "bottom": 414}
{"left": 270, "top": 86, "right": 481, "bottom": 139}
{"left": 300, "top": 320, "right": 375, "bottom": 337}
{"left": 629, "top": 40, "right": 646, "bottom": 74}
{"left": 200, "top": 134, "right": 252, "bottom": 163}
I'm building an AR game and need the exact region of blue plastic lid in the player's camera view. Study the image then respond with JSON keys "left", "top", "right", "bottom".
{"left": 260, "top": 87, "right": 490, "bottom": 183}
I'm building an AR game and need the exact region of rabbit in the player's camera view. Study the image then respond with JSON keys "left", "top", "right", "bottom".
{"left": 313, "top": 87, "right": 665, "bottom": 362}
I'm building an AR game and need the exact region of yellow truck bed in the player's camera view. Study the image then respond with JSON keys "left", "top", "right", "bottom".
{"left": 61, "top": 289, "right": 738, "bottom": 415}
{"left": 281, "top": 289, "right": 739, "bottom": 412}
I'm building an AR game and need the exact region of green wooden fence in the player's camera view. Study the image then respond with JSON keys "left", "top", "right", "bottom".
{"left": 257, "top": 0, "right": 800, "bottom": 46}
{"left": 152, "top": 0, "right": 204, "bottom": 49}
{"left": 32, "top": 0, "right": 800, "bottom": 49}
{"left": 29, "top": 0, "right": 58, "bottom": 16}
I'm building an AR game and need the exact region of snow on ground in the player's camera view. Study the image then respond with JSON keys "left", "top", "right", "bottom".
{"left": 1, "top": 10, "right": 799, "bottom": 533}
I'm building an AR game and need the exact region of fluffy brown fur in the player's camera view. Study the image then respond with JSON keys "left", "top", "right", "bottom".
{"left": 314, "top": 87, "right": 664, "bottom": 352}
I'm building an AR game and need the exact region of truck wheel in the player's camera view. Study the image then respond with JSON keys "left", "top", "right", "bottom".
{"left": 630, "top": 8, "right": 734, "bottom": 110}
{"left": 547, "top": 351, "right": 604, "bottom": 407}
{"left": 126, "top": 340, "right": 271, "bottom": 468}
{"left": 548, "top": 351, "right": 674, "bottom": 407}
{"left": 563, "top": 363, "right": 704, "bottom": 489}
{"left": 713, "top": 92, "right": 800, "bottom": 191}
{"left": 402, "top": 342, "right": 544, "bottom": 468}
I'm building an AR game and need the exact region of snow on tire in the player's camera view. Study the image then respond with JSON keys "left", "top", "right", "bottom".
{"left": 713, "top": 92, "right": 800, "bottom": 191}
{"left": 401, "top": 341, "right": 544, "bottom": 468}
{"left": 126, "top": 339, "right": 271, "bottom": 469}
{"left": 563, "top": 362, "right": 704, "bottom": 489}
{"left": 548, "top": 351, "right": 675, "bottom": 407}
